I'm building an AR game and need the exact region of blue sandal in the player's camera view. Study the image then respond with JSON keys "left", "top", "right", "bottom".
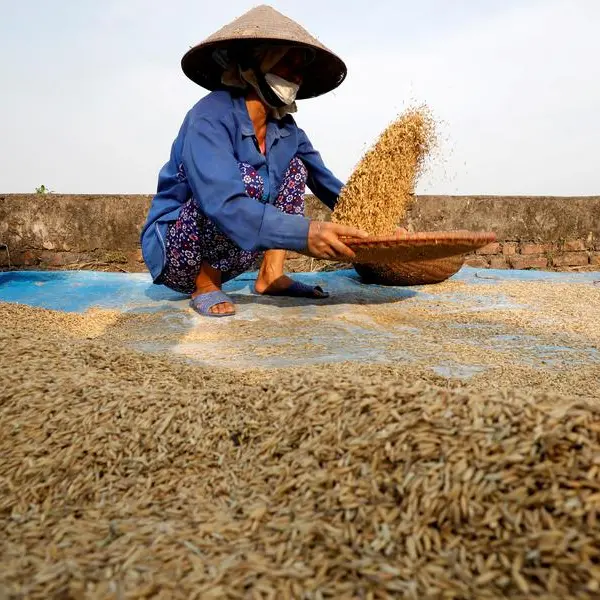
{"left": 257, "top": 280, "right": 330, "bottom": 299}
{"left": 189, "top": 290, "right": 235, "bottom": 317}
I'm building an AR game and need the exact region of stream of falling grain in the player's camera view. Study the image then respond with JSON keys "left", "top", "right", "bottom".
{"left": 332, "top": 106, "right": 437, "bottom": 235}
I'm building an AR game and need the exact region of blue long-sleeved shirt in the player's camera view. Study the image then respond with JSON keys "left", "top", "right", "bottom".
{"left": 140, "top": 90, "right": 343, "bottom": 281}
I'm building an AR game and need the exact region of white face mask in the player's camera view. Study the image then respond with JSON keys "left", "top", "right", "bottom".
{"left": 264, "top": 73, "right": 300, "bottom": 106}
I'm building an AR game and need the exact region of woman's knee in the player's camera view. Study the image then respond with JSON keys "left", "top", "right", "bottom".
{"left": 274, "top": 157, "right": 307, "bottom": 215}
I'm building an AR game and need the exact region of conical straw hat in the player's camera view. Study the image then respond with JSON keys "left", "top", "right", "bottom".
{"left": 181, "top": 5, "right": 347, "bottom": 99}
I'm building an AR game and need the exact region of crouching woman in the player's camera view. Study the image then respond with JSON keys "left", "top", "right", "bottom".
{"left": 141, "top": 6, "right": 366, "bottom": 317}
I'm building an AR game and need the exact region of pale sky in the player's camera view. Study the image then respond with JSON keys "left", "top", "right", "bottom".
{"left": 1, "top": 0, "right": 599, "bottom": 195}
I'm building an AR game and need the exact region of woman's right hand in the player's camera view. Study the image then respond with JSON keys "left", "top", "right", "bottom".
{"left": 305, "top": 221, "right": 369, "bottom": 260}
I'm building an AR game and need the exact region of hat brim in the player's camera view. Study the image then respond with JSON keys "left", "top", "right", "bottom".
{"left": 181, "top": 38, "right": 347, "bottom": 100}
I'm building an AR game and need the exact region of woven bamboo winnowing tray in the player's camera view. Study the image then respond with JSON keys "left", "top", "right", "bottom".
{"left": 342, "top": 231, "right": 497, "bottom": 286}
{"left": 343, "top": 231, "right": 497, "bottom": 264}
{"left": 353, "top": 255, "right": 466, "bottom": 286}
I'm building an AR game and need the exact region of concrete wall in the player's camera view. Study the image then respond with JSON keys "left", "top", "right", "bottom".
{"left": 0, "top": 194, "right": 150, "bottom": 270}
{"left": 1, "top": 193, "right": 599, "bottom": 271}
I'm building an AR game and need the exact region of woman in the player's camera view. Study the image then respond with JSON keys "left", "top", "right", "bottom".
{"left": 141, "top": 5, "right": 367, "bottom": 317}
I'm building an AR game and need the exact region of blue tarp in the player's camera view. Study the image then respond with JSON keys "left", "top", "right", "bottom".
{"left": 2, "top": 267, "right": 598, "bottom": 373}
{"left": 1, "top": 267, "right": 598, "bottom": 313}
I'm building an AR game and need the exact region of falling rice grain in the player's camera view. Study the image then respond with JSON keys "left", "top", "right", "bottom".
{"left": 332, "top": 106, "right": 437, "bottom": 235}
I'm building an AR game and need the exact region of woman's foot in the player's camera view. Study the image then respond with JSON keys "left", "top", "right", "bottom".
{"left": 255, "top": 250, "right": 328, "bottom": 298}
{"left": 255, "top": 274, "right": 329, "bottom": 298}
{"left": 192, "top": 263, "right": 235, "bottom": 316}
{"left": 255, "top": 272, "right": 296, "bottom": 294}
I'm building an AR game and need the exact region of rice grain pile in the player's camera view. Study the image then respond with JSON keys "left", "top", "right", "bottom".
{"left": 2, "top": 304, "right": 600, "bottom": 598}
{"left": 332, "top": 106, "right": 437, "bottom": 235}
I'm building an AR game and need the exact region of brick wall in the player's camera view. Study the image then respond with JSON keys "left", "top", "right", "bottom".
{"left": 1, "top": 194, "right": 599, "bottom": 272}
{"left": 465, "top": 239, "right": 599, "bottom": 271}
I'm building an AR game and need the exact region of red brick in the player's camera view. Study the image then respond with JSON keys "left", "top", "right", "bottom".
{"left": 39, "top": 251, "right": 84, "bottom": 267}
{"left": 520, "top": 243, "right": 553, "bottom": 255}
{"left": 489, "top": 256, "right": 508, "bottom": 269}
{"left": 39, "top": 251, "right": 61, "bottom": 266}
{"left": 509, "top": 256, "right": 548, "bottom": 270}
{"left": 502, "top": 242, "right": 518, "bottom": 256}
{"left": 590, "top": 252, "right": 600, "bottom": 266}
{"left": 563, "top": 239, "right": 586, "bottom": 252}
{"left": 465, "top": 256, "right": 489, "bottom": 268}
{"left": 125, "top": 250, "right": 144, "bottom": 263}
{"left": 552, "top": 252, "right": 589, "bottom": 268}
{"left": 21, "top": 250, "right": 41, "bottom": 266}
{"left": 476, "top": 242, "right": 501, "bottom": 255}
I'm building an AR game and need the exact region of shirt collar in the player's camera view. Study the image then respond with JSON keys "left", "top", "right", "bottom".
{"left": 233, "top": 94, "right": 255, "bottom": 137}
{"left": 233, "top": 94, "right": 291, "bottom": 139}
